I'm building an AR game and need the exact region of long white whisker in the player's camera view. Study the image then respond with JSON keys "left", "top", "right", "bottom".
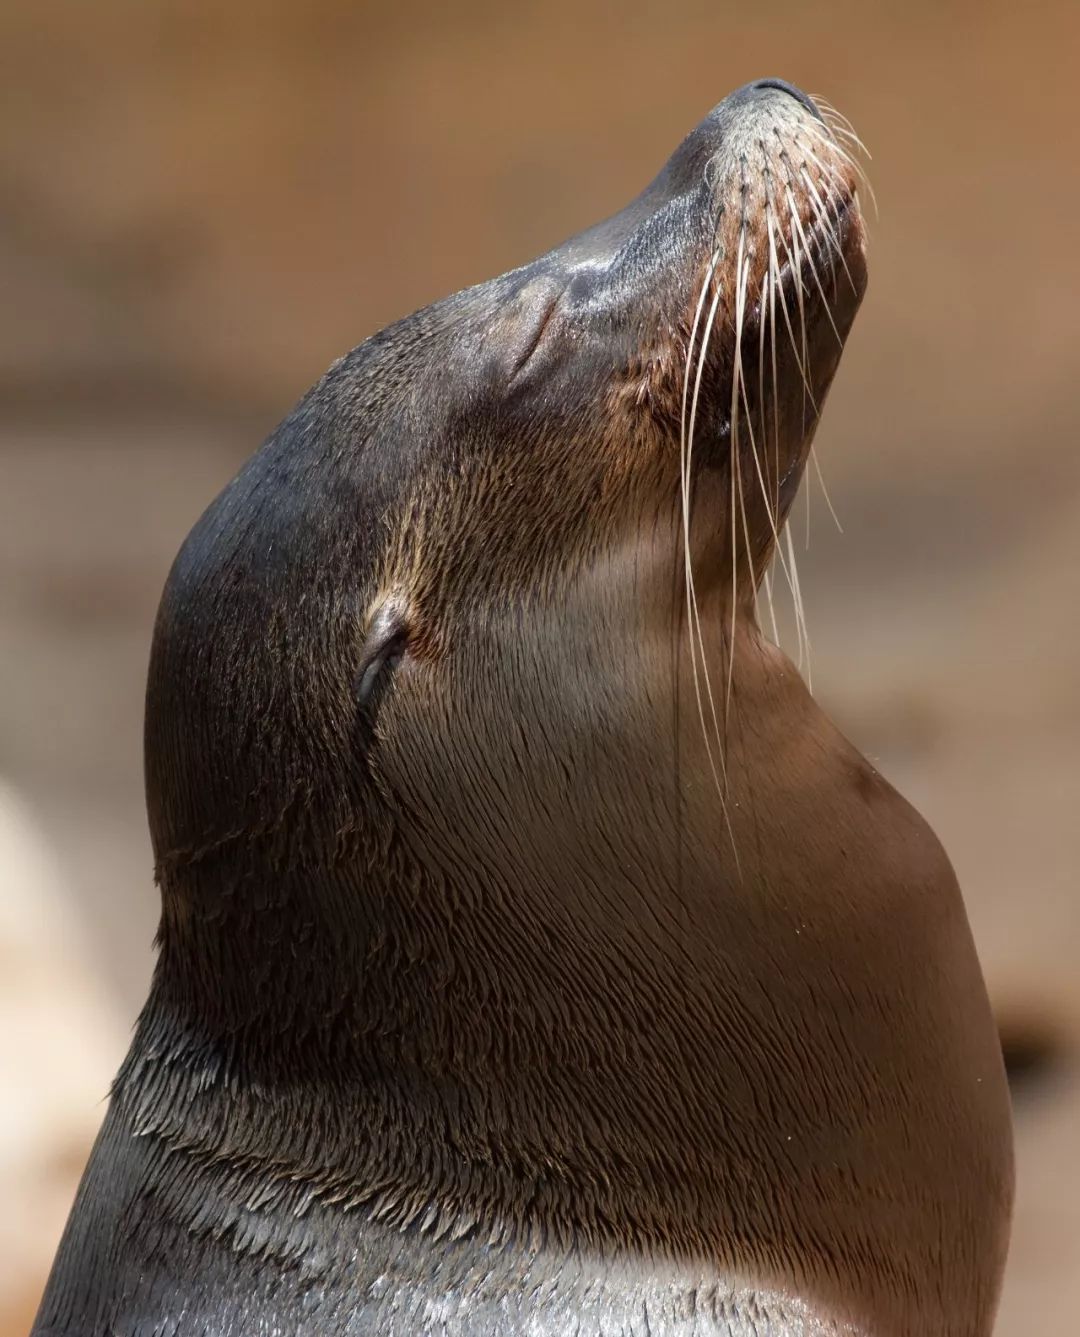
{"left": 684, "top": 254, "right": 744, "bottom": 871}
{"left": 766, "top": 203, "right": 819, "bottom": 415}
{"left": 733, "top": 244, "right": 758, "bottom": 626}
{"left": 798, "top": 155, "right": 858, "bottom": 293}
{"left": 809, "top": 444, "right": 844, "bottom": 534}
{"left": 811, "top": 96, "right": 873, "bottom": 161}
{"left": 785, "top": 178, "right": 843, "bottom": 349}
{"left": 739, "top": 244, "right": 796, "bottom": 593}
{"left": 782, "top": 179, "right": 813, "bottom": 429}
{"left": 766, "top": 181, "right": 782, "bottom": 524}
{"left": 802, "top": 121, "right": 878, "bottom": 218}
{"left": 785, "top": 521, "right": 811, "bottom": 683}
{"left": 680, "top": 248, "right": 731, "bottom": 803}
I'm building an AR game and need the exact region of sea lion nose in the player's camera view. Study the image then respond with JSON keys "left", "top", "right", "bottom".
{"left": 743, "top": 77, "right": 825, "bottom": 123}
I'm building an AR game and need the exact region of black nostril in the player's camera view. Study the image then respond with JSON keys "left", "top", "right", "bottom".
{"left": 749, "top": 78, "right": 825, "bottom": 124}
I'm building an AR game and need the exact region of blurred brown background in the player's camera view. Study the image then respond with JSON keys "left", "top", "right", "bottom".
{"left": 2, "top": 2, "right": 1077, "bottom": 1332}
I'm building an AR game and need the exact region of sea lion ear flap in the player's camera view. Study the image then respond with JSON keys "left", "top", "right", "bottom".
{"left": 356, "top": 596, "right": 411, "bottom": 711}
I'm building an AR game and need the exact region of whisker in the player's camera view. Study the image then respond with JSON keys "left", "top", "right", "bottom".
{"left": 782, "top": 176, "right": 813, "bottom": 426}
{"left": 809, "top": 444, "right": 844, "bottom": 534}
{"left": 766, "top": 172, "right": 782, "bottom": 525}
{"left": 765, "top": 197, "right": 819, "bottom": 415}
{"left": 682, "top": 244, "right": 744, "bottom": 869}
{"left": 680, "top": 248, "right": 731, "bottom": 801}
{"left": 785, "top": 522, "right": 811, "bottom": 682}
{"left": 812, "top": 96, "right": 873, "bottom": 161}
{"left": 762, "top": 565, "right": 781, "bottom": 646}
{"left": 784, "top": 173, "right": 843, "bottom": 350}
{"left": 739, "top": 227, "right": 797, "bottom": 600}
{"left": 802, "top": 120, "right": 878, "bottom": 218}
{"left": 726, "top": 225, "right": 748, "bottom": 723}
{"left": 797, "top": 155, "right": 859, "bottom": 294}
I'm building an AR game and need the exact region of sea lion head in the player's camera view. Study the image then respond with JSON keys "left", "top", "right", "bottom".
{"left": 133, "top": 80, "right": 1009, "bottom": 1333}
{"left": 147, "top": 76, "right": 867, "bottom": 882}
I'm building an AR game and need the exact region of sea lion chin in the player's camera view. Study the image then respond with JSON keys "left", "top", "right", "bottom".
{"left": 34, "top": 80, "right": 1012, "bottom": 1337}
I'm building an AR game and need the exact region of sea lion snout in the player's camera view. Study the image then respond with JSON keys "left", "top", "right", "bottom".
{"left": 489, "top": 82, "right": 869, "bottom": 486}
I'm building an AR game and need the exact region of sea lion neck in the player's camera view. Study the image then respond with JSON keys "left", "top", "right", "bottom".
{"left": 125, "top": 613, "right": 1010, "bottom": 1336}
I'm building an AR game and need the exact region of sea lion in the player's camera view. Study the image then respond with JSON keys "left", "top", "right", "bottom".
{"left": 33, "top": 79, "right": 1013, "bottom": 1336}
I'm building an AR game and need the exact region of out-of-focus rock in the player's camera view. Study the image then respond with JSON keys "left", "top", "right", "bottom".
{"left": 0, "top": 782, "right": 127, "bottom": 1328}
